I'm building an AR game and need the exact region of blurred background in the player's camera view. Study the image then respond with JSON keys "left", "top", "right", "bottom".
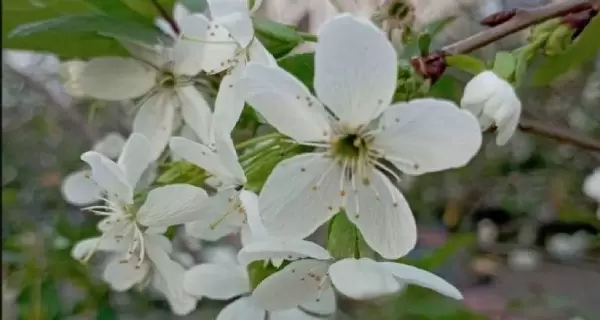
{"left": 2, "top": 0, "right": 600, "bottom": 319}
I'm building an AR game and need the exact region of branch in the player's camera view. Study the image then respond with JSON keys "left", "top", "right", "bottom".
{"left": 443, "top": 0, "right": 594, "bottom": 54}
{"left": 151, "top": 0, "right": 180, "bottom": 35}
{"left": 518, "top": 117, "right": 600, "bottom": 152}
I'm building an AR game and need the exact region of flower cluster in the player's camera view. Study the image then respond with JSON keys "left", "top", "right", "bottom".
{"left": 61, "top": 0, "right": 529, "bottom": 318}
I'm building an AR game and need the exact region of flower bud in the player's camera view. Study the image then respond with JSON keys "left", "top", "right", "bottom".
{"left": 59, "top": 60, "right": 87, "bottom": 98}
{"left": 460, "top": 71, "right": 522, "bottom": 145}
{"left": 544, "top": 24, "right": 575, "bottom": 56}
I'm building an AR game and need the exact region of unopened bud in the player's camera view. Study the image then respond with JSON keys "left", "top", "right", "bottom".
{"left": 410, "top": 50, "right": 447, "bottom": 82}
{"left": 545, "top": 24, "right": 575, "bottom": 56}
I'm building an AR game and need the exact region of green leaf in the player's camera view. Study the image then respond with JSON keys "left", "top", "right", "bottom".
{"left": 428, "top": 74, "right": 463, "bottom": 103}
{"left": 418, "top": 33, "right": 432, "bottom": 55}
{"left": 395, "top": 286, "right": 485, "bottom": 320}
{"left": 492, "top": 51, "right": 516, "bottom": 80}
{"left": 95, "top": 303, "right": 117, "bottom": 320}
{"left": 9, "top": 14, "right": 166, "bottom": 45}
{"left": 247, "top": 260, "right": 290, "bottom": 290}
{"left": 253, "top": 18, "right": 303, "bottom": 57}
{"left": 178, "top": 0, "right": 209, "bottom": 13}
{"left": 278, "top": 53, "right": 315, "bottom": 91}
{"left": 532, "top": 15, "right": 600, "bottom": 86}
{"left": 445, "top": 54, "right": 486, "bottom": 75}
{"left": 327, "top": 211, "right": 359, "bottom": 259}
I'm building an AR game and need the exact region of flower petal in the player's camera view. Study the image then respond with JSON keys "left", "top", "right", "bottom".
{"left": 208, "top": 0, "right": 254, "bottom": 47}
{"left": 237, "top": 63, "right": 331, "bottom": 143}
{"left": 183, "top": 263, "right": 249, "bottom": 299}
{"left": 494, "top": 95, "right": 521, "bottom": 146}
{"left": 174, "top": 14, "right": 211, "bottom": 75}
{"left": 217, "top": 296, "right": 266, "bottom": 320}
{"left": 372, "top": 98, "right": 482, "bottom": 175}
{"left": 169, "top": 137, "right": 240, "bottom": 185}
{"left": 92, "top": 132, "right": 126, "bottom": 159}
{"left": 118, "top": 40, "right": 167, "bottom": 68}
{"left": 583, "top": 168, "right": 600, "bottom": 201}
{"left": 298, "top": 285, "right": 336, "bottom": 317}
{"left": 146, "top": 234, "right": 197, "bottom": 316}
{"left": 177, "top": 86, "right": 213, "bottom": 144}
{"left": 314, "top": 14, "right": 396, "bottom": 127}
{"left": 240, "top": 190, "right": 268, "bottom": 241}
{"left": 133, "top": 92, "right": 175, "bottom": 162}
{"left": 259, "top": 153, "right": 342, "bottom": 240}
{"left": 137, "top": 184, "right": 208, "bottom": 228}
{"left": 70, "top": 236, "right": 128, "bottom": 260}
{"left": 248, "top": 40, "right": 276, "bottom": 66}
{"left": 346, "top": 169, "right": 416, "bottom": 259}
{"left": 214, "top": 132, "right": 246, "bottom": 183}
{"left": 212, "top": 63, "right": 246, "bottom": 138}
{"left": 61, "top": 169, "right": 102, "bottom": 206}
{"left": 184, "top": 188, "right": 245, "bottom": 240}
{"left": 80, "top": 57, "right": 156, "bottom": 101}
{"left": 81, "top": 151, "right": 132, "bottom": 204}
{"left": 329, "top": 258, "right": 402, "bottom": 299}
{"left": 117, "top": 133, "right": 153, "bottom": 188}
{"left": 103, "top": 255, "right": 150, "bottom": 291}
{"left": 237, "top": 238, "right": 332, "bottom": 267}
{"left": 271, "top": 308, "right": 322, "bottom": 320}
{"left": 379, "top": 262, "right": 463, "bottom": 300}
{"left": 253, "top": 259, "right": 329, "bottom": 311}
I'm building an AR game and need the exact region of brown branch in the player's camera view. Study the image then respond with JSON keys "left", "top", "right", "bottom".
{"left": 443, "top": 0, "right": 594, "bottom": 54}
{"left": 518, "top": 117, "right": 600, "bottom": 152}
{"left": 151, "top": 0, "right": 180, "bottom": 35}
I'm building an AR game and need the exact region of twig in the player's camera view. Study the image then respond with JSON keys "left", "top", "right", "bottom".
{"left": 4, "top": 63, "right": 99, "bottom": 143}
{"left": 443, "top": 0, "right": 594, "bottom": 54}
{"left": 518, "top": 117, "right": 600, "bottom": 152}
{"left": 151, "top": 0, "right": 180, "bottom": 35}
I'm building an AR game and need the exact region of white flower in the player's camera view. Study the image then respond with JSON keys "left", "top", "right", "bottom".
{"left": 169, "top": 133, "right": 268, "bottom": 245}
{"left": 179, "top": 0, "right": 276, "bottom": 139}
{"left": 461, "top": 71, "right": 522, "bottom": 146}
{"left": 236, "top": 14, "right": 482, "bottom": 258}
{"left": 545, "top": 231, "right": 593, "bottom": 261}
{"left": 79, "top": 35, "right": 216, "bottom": 161}
{"left": 238, "top": 238, "right": 463, "bottom": 312}
{"left": 183, "top": 247, "right": 330, "bottom": 320}
{"left": 72, "top": 233, "right": 197, "bottom": 315}
{"left": 583, "top": 168, "right": 600, "bottom": 218}
{"left": 61, "top": 132, "right": 127, "bottom": 206}
{"left": 77, "top": 133, "right": 209, "bottom": 263}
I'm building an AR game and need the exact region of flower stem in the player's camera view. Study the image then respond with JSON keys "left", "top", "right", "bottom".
{"left": 234, "top": 132, "right": 282, "bottom": 150}
{"left": 298, "top": 32, "right": 319, "bottom": 42}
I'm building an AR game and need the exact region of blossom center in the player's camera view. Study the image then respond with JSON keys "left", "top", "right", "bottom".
{"left": 158, "top": 70, "right": 177, "bottom": 88}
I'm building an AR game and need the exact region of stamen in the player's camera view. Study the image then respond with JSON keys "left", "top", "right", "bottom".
{"left": 181, "top": 35, "right": 239, "bottom": 45}
{"left": 372, "top": 159, "right": 402, "bottom": 184}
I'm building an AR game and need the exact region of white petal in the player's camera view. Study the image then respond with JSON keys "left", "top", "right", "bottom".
{"left": 177, "top": 86, "right": 213, "bottom": 144}
{"left": 240, "top": 190, "right": 268, "bottom": 241}
{"left": 460, "top": 71, "right": 501, "bottom": 110}
{"left": 81, "top": 151, "right": 132, "bottom": 204}
{"left": 202, "top": 245, "right": 239, "bottom": 265}
{"left": 299, "top": 285, "right": 336, "bottom": 317}
{"left": 329, "top": 258, "right": 401, "bottom": 299}
{"left": 372, "top": 98, "right": 482, "bottom": 175}
{"left": 174, "top": 14, "right": 211, "bottom": 75}
{"left": 346, "top": 169, "right": 417, "bottom": 259}
{"left": 248, "top": 40, "right": 277, "bottom": 67}
{"left": 214, "top": 132, "right": 246, "bottom": 184}
{"left": 137, "top": 184, "right": 208, "bottom": 228}
{"left": 237, "top": 63, "right": 331, "bottom": 143}
{"left": 118, "top": 40, "right": 167, "bottom": 68}
{"left": 184, "top": 188, "right": 245, "bottom": 240}
{"left": 103, "top": 255, "right": 150, "bottom": 291}
{"left": 155, "top": 17, "right": 178, "bottom": 38}
{"left": 583, "top": 168, "right": 600, "bottom": 201}
{"left": 117, "top": 133, "right": 153, "bottom": 188}
{"left": 253, "top": 259, "right": 330, "bottom": 311}
{"left": 173, "top": 2, "right": 192, "bottom": 25}
{"left": 217, "top": 297, "right": 266, "bottom": 320}
{"left": 314, "top": 14, "right": 396, "bottom": 127}
{"left": 208, "top": 0, "right": 254, "bottom": 47}
{"left": 494, "top": 97, "right": 521, "bottom": 146}
{"left": 70, "top": 236, "right": 128, "bottom": 260}
{"left": 379, "top": 262, "right": 463, "bottom": 300}
{"left": 92, "top": 132, "right": 126, "bottom": 159}
{"left": 61, "top": 169, "right": 102, "bottom": 206}
{"left": 237, "top": 238, "right": 332, "bottom": 267}
{"left": 169, "top": 137, "right": 239, "bottom": 184}
{"left": 259, "top": 153, "right": 342, "bottom": 239}
{"left": 271, "top": 308, "right": 322, "bottom": 320}
{"left": 146, "top": 234, "right": 197, "bottom": 316}
{"left": 183, "top": 263, "right": 249, "bottom": 299}
{"left": 212, "top": 63, "right": 246, "bottom": 137}
{"left": 133, "top": 92, "right": 175, "bottom": 162}
{"left": 80, "top": 57, "right": 156, "bottom": 101}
